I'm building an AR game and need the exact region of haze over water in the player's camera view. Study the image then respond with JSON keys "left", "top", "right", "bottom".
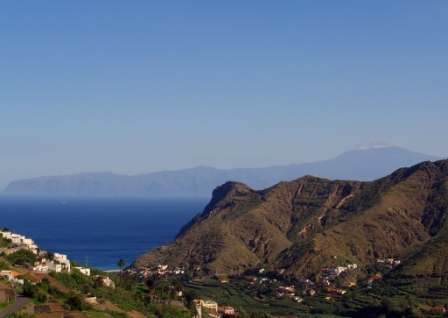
{"left": 0, "top": 196, "right": 209, "bottom": 270}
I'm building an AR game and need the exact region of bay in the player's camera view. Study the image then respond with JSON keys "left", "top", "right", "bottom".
{"left": 0, "top": 196, "right": 209, "bottom": 270}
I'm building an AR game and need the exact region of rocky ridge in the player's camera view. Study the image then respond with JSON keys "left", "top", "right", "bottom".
{"left": 132, "top": 160, "right": 448, "bottom": 278}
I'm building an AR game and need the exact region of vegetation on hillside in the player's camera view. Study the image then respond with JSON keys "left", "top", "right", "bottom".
{"left": 0, "top": 255, "right": 194, "bottom": 318}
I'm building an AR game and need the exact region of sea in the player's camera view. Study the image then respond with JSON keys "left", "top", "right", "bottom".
{"left": 0, "top": 196, "right": 209, "bottom": 271}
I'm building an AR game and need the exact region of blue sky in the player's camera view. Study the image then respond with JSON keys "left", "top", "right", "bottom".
{"left": 1, "top": 1, "right": 447, "bottom": 189}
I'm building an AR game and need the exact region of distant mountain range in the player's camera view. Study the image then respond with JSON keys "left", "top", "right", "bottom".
{"left": 2, "top": 140, "right": 443, "bottom": 197}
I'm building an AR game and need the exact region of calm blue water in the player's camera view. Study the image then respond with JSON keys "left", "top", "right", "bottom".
{"left": 0, "top": 196, "right": 209, "bottom": 270}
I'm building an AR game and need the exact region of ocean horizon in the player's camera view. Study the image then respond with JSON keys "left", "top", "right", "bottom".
{"left": 0, "top": 195, "right": 209, "bottom": 270}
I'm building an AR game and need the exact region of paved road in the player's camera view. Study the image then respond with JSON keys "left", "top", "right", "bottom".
{"left": 0, "top": 290, "right": 30, "bottom": 318}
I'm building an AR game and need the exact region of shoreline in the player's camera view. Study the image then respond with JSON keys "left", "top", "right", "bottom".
{"left": 103, "top": 270, "right": 120, "bottom": 273}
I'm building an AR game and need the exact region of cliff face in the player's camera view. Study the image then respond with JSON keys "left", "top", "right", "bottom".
{"left": 132, "top": 160, "right": 448, "bottom": 277}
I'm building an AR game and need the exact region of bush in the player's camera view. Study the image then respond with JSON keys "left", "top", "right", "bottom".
{"left": 66, "top": 293, "right": 84, "bottom": 311}
{"left": 0, "top": 260, "right": 10, "bottom": 270}
{"left": 36, "top": 292, "right": 48, "bottom": 303}
{"left": 4, "top": 249, "right": 37, "bottom": 265}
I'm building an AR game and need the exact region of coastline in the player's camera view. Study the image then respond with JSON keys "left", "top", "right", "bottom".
{"left": 0, "top": 196, "right": 208, "bottom": 274}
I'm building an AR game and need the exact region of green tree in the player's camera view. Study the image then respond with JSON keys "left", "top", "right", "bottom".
{"left": 183, "top": 290, "right": 197, "bottom": 311}
{"left": 36, "top": 292, "right": 48, "bottom": 303}
{"left": 83, "top": 283, "right": 91, "bottom": 295}
{"left": 236, "top": 306, "right": 248, "bottom": 318}
{"left": 146, "top": 274, "right": 161, "bottom": 302}
{"left": 66, "top": 292, "right": 84, "bottom": 311}
{"left": 93, "top": 277, "right": 104, "bottom": 289}
{"left": 122, "top": 271, "right": 138, "bottom": 290}
{"left": 6, "top": 249, "right": 37, "bottom": 266}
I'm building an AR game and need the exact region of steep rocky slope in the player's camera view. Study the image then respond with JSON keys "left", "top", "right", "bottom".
{"left": 133, "top": 160, "right": 448, "bottom": 277}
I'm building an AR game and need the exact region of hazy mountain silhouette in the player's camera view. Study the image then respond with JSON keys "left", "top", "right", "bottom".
{"left": 2, "top": 140, "right": 443, "bottom": 197}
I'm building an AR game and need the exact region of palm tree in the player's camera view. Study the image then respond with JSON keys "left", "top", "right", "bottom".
{"left": 117, "top": 258, "right": 126, "bottom": 282}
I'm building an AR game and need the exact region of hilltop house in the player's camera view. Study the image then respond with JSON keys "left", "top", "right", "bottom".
{"left": 47, "top": 262, "right": 63, "bottom": 273}
{"left": 32, "top": 264, "right": 49, "bottom": 273}
{"left": 92, "top": 275, "right": 115, "bottom": 288}
{"left": 53, "top": 253, "right": 71, "bottom": 272}
{"left": 194, "top": 299, "right": 219, "bottom": 318}
{"left": 278, "top": 285, "right": 295, "bottom": 296}
{"left": 0, "top": 230, "right": 39, "bottom": 253}
{"left": 32, "top": 253, "right": 71, "bottom": 273}
{"left": 74, "top": 267, "right": 90, "bottom": 276}
{"left": 219, "top": 306, "right": 235, "bottom": 315}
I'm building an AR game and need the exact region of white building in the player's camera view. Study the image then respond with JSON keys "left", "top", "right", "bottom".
{"left": 48, "top": 262, "right": 62, "bottom": 273}
{"left": 74, "top": 267, "right": 91, "bottom": 276}
{"left": 0, "top": 270, "right": 24, "bottom": 285}
{"left": 53, "top": 253, "right": 71, "bottom": 272}
{"left": 337, "top": 266, "right": 348, "bottom": 273}
{"left": 203, "top": 300, "right": 218, "bottom": 311}
{"left": 92, "top": 275, "right": 115, "bottom": 288}
{"left": 294, "top": 296, "right": 303, "bottom": 303}
{"left": 32, "top": 265, "right": 49, "bottom": 273}
{"left": 194, "top": 300, "right": 219, "bottom": 318}
{"left": 0, "top": 231, "right": 12, "bottom": 240}
{"left": 11, "top": 234, "right": 22, "bottom": 245}
{"left": 0, "top": 231, "right": 39, "bottom": 254}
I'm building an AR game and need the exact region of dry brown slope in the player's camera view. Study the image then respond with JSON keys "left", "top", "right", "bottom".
{"left": 278, "top": 160, "right": 448, "bottom": 275}
{"left": 132, "top": 177, "right": 365, "bottom": 274}
{"left": 133, "top": 160, "right": 448, "bottom": 276}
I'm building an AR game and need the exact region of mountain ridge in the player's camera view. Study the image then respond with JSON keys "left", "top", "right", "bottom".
{"left": 2, "top": 143, "right": 443, "bottom": 197}
{"left": 132, "top": 159, "right": 448, "bottom": 278}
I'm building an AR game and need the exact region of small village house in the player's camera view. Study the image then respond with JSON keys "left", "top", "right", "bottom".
{"left": 92, "top": 275, "right": 115, "bottom": 288}
{"left": 0, "top": 270, "right": 24, "bottom": 284}
{"left": 219, "top": 306, "right": 235, "bottom": 315}
{"left": 74, "top": 267, "right": 91, "bottom": 276}
{"left": 432, "top": 306, "right": 446, "bottom": 313}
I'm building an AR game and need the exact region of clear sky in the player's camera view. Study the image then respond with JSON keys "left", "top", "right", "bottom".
{"left": 1, "top": 1, "right": 447, "bottom": 189}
